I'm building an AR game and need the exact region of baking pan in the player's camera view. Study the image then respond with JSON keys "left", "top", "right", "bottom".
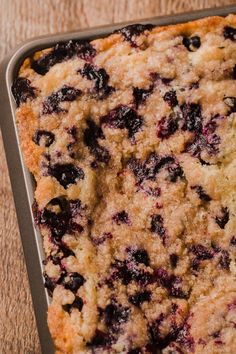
{"left": 1, "top": 4, "right": 236, "bottom": 353}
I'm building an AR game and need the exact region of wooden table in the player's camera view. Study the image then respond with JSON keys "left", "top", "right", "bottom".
{"left": 0, "top": 0, "right": 235, "bottom": 352}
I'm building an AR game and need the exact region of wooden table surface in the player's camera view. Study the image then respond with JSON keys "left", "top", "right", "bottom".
{"left": 0, "top": 0, "right": 235, "bottom": 352}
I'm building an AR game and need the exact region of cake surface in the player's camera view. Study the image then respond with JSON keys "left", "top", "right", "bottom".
{"left": 12, "top": 15, "right": 236, "bottom": 353}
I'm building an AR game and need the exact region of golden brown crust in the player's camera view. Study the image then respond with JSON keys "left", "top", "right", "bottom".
{"left": 14, "top": 14, "right": 236, "bottom": 353}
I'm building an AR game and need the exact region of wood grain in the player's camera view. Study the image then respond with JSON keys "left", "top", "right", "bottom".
{"left": 0, "top": 0, "right": 235, "bottom": 352}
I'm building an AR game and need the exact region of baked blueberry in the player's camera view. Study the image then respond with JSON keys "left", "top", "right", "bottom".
{"left": 157, "top": 115, "right": 178, "bottom": 139}
{"left": 33, "top": 130, "right": 55, "bottom": 147}
{"left": 31, "top": 40, "right": 96, "bottom": 75}
{"left": 62, "top": 296, "right": 84, "bottom": 313}
{"left": 130, "top": 248, "right": 150, "bottom": 266}
{"left": 128, "top": 291, "right": 151, "bottom": 306}
{"left": 63, "top": 272, "right": 85, "bottom": 292}
{"left": 150, "top": 214, "right": 166, "bottom": 240}
{"left": 103, "top": 302, "right": 130, "bottom": 329}
{"left": 191, "top": 185, "right": 211, "bottom": 202}
{"left": 79, "top": 63, "right": 114, "bottom": 98}
{"left": 163, "top": 90, "right": 178, "bottom": 108}
{"left": 83, "top": 119, "right": 110, "bottom": 163}
{"left": 182, "top": 35, "right": 201, "bottom": 51}
{"left": 215, "top": 207, "right": 229, "bottom": 229}
{"left": 100, "top": 105, "right": 143, "bottom": 138}
{"left": 112, "top": 210, "right": 130, "bottom": 225}
{"left": 43, "top": 86, "right": 81, "bottom": 114}
{"left": 170, "top": 254, "right": 178, "bottom": 268}
{"left": 223, "top": 26, "right": 236, "bottom": 41}
{"left": 12, "top": 77, "right": 36, "bottom": 106}
{"left": 181, "top": 103, "right": 202, "bottom": 132}
{"left": 133, "top": 86, "right": 153, "bottom": 108}
{"left": 49, "top": 163, "right": 84, "bottom": 189}
{"left": 116, "top": 23, "right": 154, "bottom": 46}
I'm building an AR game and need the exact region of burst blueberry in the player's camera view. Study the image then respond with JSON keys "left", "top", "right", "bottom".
{"left": 163, "top": 90, "right": 178, "bottom": 108}
{"left": 63, "top": 272, "right": 85, "bottom": 292}
{"left": 116, "top": 23, "right": 154, "bottom": 47}
{"left": 100, "top": 105, "right": 143, "bottom": 138}
{"left": 31, "top": 40, "right": 96, "bottom": 75}
{"left": 33, "top": 130, "right": 55, "bottom": 147}
{"left": 157, "top": 115, "right": 178, "bottom": 139}
{"left": 12, "top": 77, "right": 36, "bottom": 106}
{"left": 83, "top": 119, "right": 110, "bottom": 163}
{"left": 43, "top": 86, "right": 81, "bottom": 114}
{"left": 112, "top": 210, "right": 130, "bottom": 225}
{"left": 133, "top": 86, "right": 153, "bottom": 108}
{"left": 49, "top": 163, "right": 84, "bottom": 189}
{"left": 79, "top": 63, "right": 114, "bottom": 98}
{"left": 128, "top": 290, "right": 151, "bottom": 307}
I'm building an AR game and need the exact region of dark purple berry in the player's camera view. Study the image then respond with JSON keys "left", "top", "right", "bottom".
{"left": 223, "top": 96, "right": 236, "bottom": 113}
{"left": 49, "top": 163, "right": 84, "bottom": 189}
{"left": 150, "top": 214, "right": 166, "bottom": 239}
{"left": 154, "top": 268, "right": 186, "bottom": 298}
{"left": 50, "top": 241, "right": 75, "bottom": 262}
{"left": 157, "top": 115, "right": 178, "bottom": 139}
{"left": 189, "top": 244, "right": 214, "bottom": 260}
{"left": 109, "top": 259, "right": 152, "bottom": 286}
{"left": 191, "top": 185, "right": 211, "bottom": 202}
{"left": 35, "top": 197, "right": 84, "bottom": 239}
{"left": 133, "top": 86, "right": 153, "bottom": 108}
{"left": 87, "top": 330, "right": 110, "bottom": 347}
{"left": 170, "top": 254, "right": 178, "bottom": 268}
{"left": 128, "top": 154, "right": 177, "bottom": 185}
{"left": 163, "top": 90, "right": 178, "bottom": 108}
{"left": 131, "top": 248, "right": 150, "bottom": 266}
{"left": 112, "top": 210, "right": 130, "bottom": 225}
{"left": 43, "top": 273, "right": 57, "bottom": 295}
{"left": 189, "top": 244, "right": 214, "bottom": 269}
{"left": 40, "top": 197, "right": 70, "bottom": 238}
{"left": 63, "top": 272, "right": 85, "bottom": 292}
{"left": 129, "top": 290, "right": 151, "bottom": 307}
{"left": 103, "top": 303, "right": 130, "bottom": 329}
{"left": 181, "top": 103, "right": 202, "bottom": 132}
{"left": 116, "top": 23, "right": 154, "bottom": 47}
{"left": 100, "top": 105, "right": 143, "bottom": 138}
{"left": 223, "top": 26, "right": 236, "bottom": 41}
{"left": 167, "top": 162, "right": 184, "bottom": 182}
{"left": 219, "top": 250, "right": 230, "bottom": 270}
{"left": 182, "top": 35, "right": 201, "bottom": 51}
{"left": 79, "top": 63, "right": 114, "bottom": 99}
{"left": 43, "top": 86, "right": 81, "bottom": 114}
{"left": 215, "top": 207, "right": 229, "bottom": 229}
{"left": 33, "top": 130, "right": 55, "bottom": 147}
{"left": 83, "top": 119, "right": 110, "bottom": 163}
{"left": 31, "top": 40, "right": 96, "bottom": 75}
{"left": 62, "top": 296, "right": 84, "bottom": 313}
{"left": 230, "top": 236, "right": 236, "bottom": 246}
{"left": 12, "top": 77, "right": 36, "bottom": 106}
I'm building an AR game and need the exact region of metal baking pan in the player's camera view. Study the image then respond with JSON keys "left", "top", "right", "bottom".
{"left": 1, "top": 4, "right": 236, "bottom": 353}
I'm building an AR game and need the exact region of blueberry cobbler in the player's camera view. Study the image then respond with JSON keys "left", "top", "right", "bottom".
{"left": 12, "top": 15, "right": 236, "bottom": 353}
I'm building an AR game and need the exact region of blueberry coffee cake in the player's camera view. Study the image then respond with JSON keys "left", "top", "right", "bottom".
{"left": 12, "top": 14, "right": 236, "bottom": 353}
